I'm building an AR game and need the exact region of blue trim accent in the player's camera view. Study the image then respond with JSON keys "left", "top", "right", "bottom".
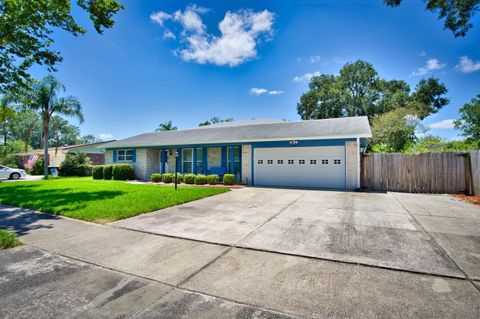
{"left": 160, "top": 150, "right": 166, "bottom": 173}
{"left": 132, "top": 149, "right": 136, "bottom": 163}
{"left": 113, "top": 150, "right": 117, "bottom": 163}
{"left": 202, "top": 147, "right": 207, "bottom": 174}
{"left": 193, "top": 148, "right": 198, "bottom": 174}
{"left": 228, "top": 146, "right": 234, "bottom": 174}
{"left": 221, "top": 147, "right": 227, "bottom": 173}
{"left": 177, "top": 148, "right": 182, "bottom": 174}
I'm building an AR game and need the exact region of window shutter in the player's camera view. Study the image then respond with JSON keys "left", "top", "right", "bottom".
{"left": 132, "top": 149, "right": 136, "bottom": 163}
{"left": 113, "top": 150, "right": 117, "bottom": 163}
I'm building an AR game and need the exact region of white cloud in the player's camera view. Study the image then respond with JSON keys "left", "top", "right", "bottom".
{"left": 250, "top": 88, "right": 284, "bottom": 95}
{"left": 419, "top": 51, "right": 427, "bottom": 57}
{"left": 99, "top": 133, "right": 114, "bottom": 140}
{"left": 309, "top": 55, "right": 321, "bottom": 63}
{"left": 428, "top": 119, "right": 455, "bottom": 129}
{"left": 292, "top": 71, "right": 320, "bottom": 82}
{"left": 163, "top": 30, "right": 176, "bottom": 40}
{"left": 150, "top": 11, "right": 172, "bottom": 27}
{"left": 412, "top": 58, "right": 446, "bottom": 76}
{"left": 456, "top": 56, "right": 480, "bottom": 73}
{"left": 268, "top": 90, "right": 284, "bottom": 95}
{"left": 151, "top": 6, "right": 274, "bottom": 67}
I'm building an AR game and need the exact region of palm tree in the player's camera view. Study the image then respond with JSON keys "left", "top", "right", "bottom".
{"left": 28, "top": 75, "right": 83, "bottom": 178}
{"left": 155, "top": 120, "right": 177, "bottom": 131}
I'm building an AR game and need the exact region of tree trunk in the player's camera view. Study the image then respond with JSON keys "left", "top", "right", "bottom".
{"left": 43, "top": 120, "right": 49, "bottom": 179}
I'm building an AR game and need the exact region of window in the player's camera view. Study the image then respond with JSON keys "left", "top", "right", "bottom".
{"left": 288, "top": 160, "right": 294, "bottom": 164}
{"left": 117, "top": 149, "right": 133, "bottom": 162}
{"left": 258, "top": 160, "right": 263, "bottom": 164}
{"left": 195, "top": 148, "right": 203, "bottom": 173}
{"left": 334, "top": 159, "right": 341, "bottom": 165}
{"left": 267, "top": 160, "right": 273, "bottom": 164}
{"left": 182, "top": 148, "right": 193, "bottom": 174}
{"left": 310, "top": 159, "right": 317, "bottom": 164}
{"left": 277, "top": 160, "right": 283, "bottom": 164}
{"left": 227, "top": 146, "right": 241, "bottom": 175}
{"left": 299, "top": 160, "right": 305, "bottom": 164}
{"left": 322, "top": 159, "right": 328, "bottom": 164}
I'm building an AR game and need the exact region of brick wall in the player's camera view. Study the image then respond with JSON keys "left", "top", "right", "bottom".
{"left": 241, "top": 144, "right": 252, "bottom": 185}
{"left": 345, "top": 140, "right": 359, "bottom": 190}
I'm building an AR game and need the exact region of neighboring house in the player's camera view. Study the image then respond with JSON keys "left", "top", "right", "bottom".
{"left": 17, "top": 140, "right": 115, "bottom": 168}
{"left": 102, "top": 117, "right": 371, "bottom": 190}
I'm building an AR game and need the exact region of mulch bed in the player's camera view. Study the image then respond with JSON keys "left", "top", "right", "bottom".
{"left": 453, "top": 194, "right": 480, "bottom": 206}
{"left": 129, "top": 181, "right": 245, "bottom": 189}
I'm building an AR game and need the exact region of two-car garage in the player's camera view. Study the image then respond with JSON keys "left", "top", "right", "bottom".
{"left": 253, "top": 146, "right": 346, "bottom": 189}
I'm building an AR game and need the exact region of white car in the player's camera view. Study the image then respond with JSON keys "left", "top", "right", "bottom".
{"left": 0, "top": 165, "right": 27, "bottom": 180}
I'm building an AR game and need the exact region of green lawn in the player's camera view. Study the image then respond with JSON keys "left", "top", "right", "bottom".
{"left": 0, "top": 178, "right": 228, "bottom": 223}
{"left": 0, "top": 230, "right": 21, "bottom": 249}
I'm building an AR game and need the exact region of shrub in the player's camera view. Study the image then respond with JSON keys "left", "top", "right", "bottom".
{"left": 162, "top": 173, "right": 173, "bottom": 183}
{"left": 30, "top": 157, "right": 44, "bottom": 175}
{"left": 206, "top": 174, "right": 219, "bottom": 185}
{"left": 59, "top": 153, "right": 92, "bottom": 177}
{"left": 194, "top": 174, "right": 207, "bottom": 185}
{"left": 173, "top": 173, "right": 183, "bottom": 183}
{"left": 92, "top": 165, "right": 104, "bottom": 179}
{"left": 223, "top": 174, "right": 235, "bottom": 185}
{"left": 103, "top": 165, "right": 113, "bottom": 180}
{"left": 0, "top": 230, "right": 21, "bottom": 249}
{"left": 151, "top": 173, "right": 162, "bottom": 182}
{"left": 183, "top": 173, "right": 195, "bottom": 184}
{"left": 112, "top": 164, "right": 135, "bottom": 180}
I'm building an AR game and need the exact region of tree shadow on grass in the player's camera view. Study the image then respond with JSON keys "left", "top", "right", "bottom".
{"left": 0, "top": 184, "right": 125, "bottom": 235}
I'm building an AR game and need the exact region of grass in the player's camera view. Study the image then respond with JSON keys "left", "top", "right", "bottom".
{"left": 0, "top": 178, "right": 229, "bottom": 223}
{"left": 0, "top": 230, "right": 21, "bottom": 249}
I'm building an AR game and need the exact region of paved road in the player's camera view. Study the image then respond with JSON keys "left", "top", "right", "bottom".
{"left": 1, "top": 188, "right": 479, "bottom": 318}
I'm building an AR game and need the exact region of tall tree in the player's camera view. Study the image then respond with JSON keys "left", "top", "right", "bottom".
{"left": 0, "top": 0, "right": 124, "bottom": 95}
{"left": 0, "top": 94, "right": 15, "bottom": 147}
{"left": 383, "top": 0, "right": 479, "bottom": 37}
{"left": 199, "top": 117, "right": 234, "bottom": 126}
{"left": 7, "top": 110, "right": 40, "bottom": 153}
{"left": 49, "top": 115, "right": 82, "bottom": 154}
{"left": 80, "top": 134, "right": 97, "bottom": 144}
{"left": 27, "top": 75, "right": 83, "bottom": 178}
{"left": 370, "top": 108, "right": 426, "bottom": 152}
{"left": 155, "top": 121, "right": 177, "bottom": 131}
{"left": 454, "top": 94, "right": 480, "bottom": 141}
{"left": 297, "top": 60, "right": 449, "bottom": 121}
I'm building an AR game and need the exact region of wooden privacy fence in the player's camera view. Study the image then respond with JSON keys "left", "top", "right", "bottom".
{"left": 361, "top": 151, "right": 480, "bottom": 195}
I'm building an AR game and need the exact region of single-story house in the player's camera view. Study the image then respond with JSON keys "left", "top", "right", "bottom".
{"left": 17, "top": 140, "right": 114, "bottom": 168}
{"left": 102, "top": 116, "right": 371, "bottom": 190}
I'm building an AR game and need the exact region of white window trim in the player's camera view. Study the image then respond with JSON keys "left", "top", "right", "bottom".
{"left": 117, "top": 149, "right": 133, "bottom": 163}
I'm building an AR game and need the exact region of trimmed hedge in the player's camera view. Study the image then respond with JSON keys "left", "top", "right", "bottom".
{"left": 59, "top": 153, "right": 92, "bottom": 177}
{"left": 183, "top": 174, "right": 195, "bottom": 184}
{"left": 162, "top": 173, "right": 173, "bottom": 183}
{"left": 103, "top": 165, "right": 113, "bottom": 180}
{"left": 92, "top": 166, "right": 104, "bottom": 179}
{"left": 173, "top": 173, "right": 183, "bottom": 183}
{"left": 223, "top": 174, "right": 235, "bottom": 185}
{"left": 151, "top": 173, "right": 161, "bottom": 182}
{"left": 194, "top": 174, "right": 207, "bottom": 185}
{"left": 112, "top": 164, "right": 135, "bottom": 180}
{"left": 206, "top": 174, "right": 219, "bottom": 185}
{"left": 30, "top": 158, "right": 44, "bottom": 175}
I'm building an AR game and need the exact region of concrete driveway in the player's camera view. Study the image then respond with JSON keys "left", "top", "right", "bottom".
{"left": 1, "top": 188, "right": 479, "bottom": 318}
{"left": 111, "top": 188, "right": 479, "bottom": 278}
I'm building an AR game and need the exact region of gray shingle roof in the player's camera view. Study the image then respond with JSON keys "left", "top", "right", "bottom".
{"left": 103, "top": 116, "right": 371, "bottom": 149}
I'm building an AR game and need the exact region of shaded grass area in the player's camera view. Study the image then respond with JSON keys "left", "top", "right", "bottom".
{"left": 0, "top": 178, "right": 229, "bottom": 223}
{"left": 0, "top": 230, "right": 21, "bottom": 249}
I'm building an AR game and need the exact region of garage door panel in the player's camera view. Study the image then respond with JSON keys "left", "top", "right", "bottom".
{"left": 254, "top": 146, "right": 345, "bottom": 189}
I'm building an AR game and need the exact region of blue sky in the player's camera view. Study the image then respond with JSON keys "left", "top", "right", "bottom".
{"left": 31, "top": 0, "right": 480, "bottom": 141}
